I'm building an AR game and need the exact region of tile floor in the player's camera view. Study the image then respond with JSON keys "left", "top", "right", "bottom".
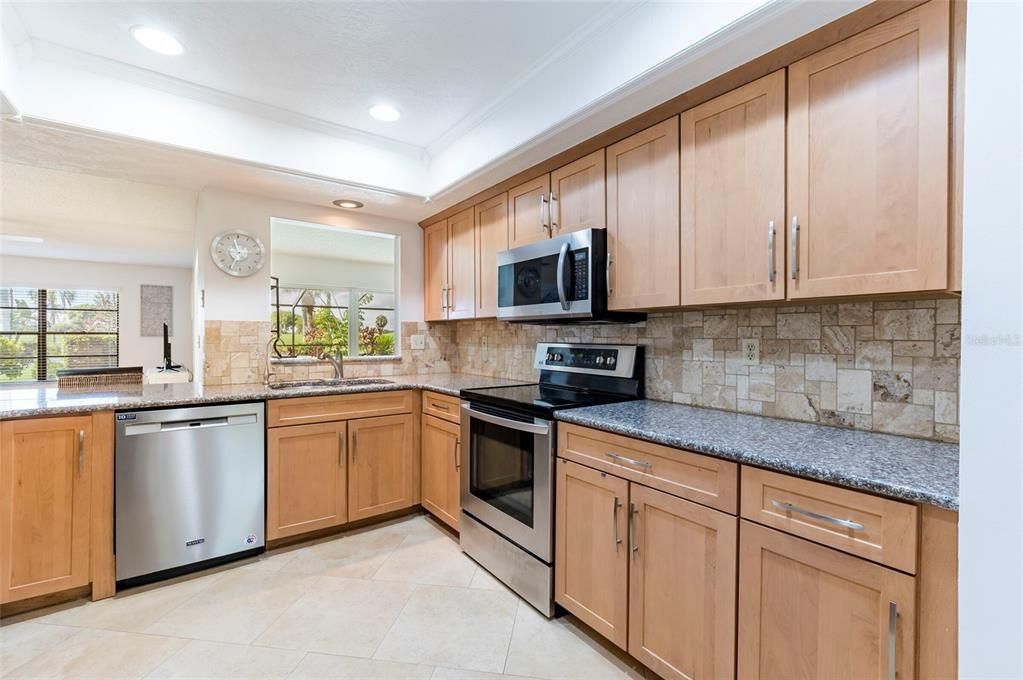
{"left": 0, "top": 514, "right": 654, "bottom": 679}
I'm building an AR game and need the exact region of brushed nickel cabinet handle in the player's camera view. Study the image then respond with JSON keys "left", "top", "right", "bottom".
{"left": 606, "top": 451, "right": 652, "bottom": 470}
{"left": 352, "top": 432, "right": 358, "bottom": 464}
{"left": 790, "top": 216, "right": 799, "bottom": 280}
{"left": 606, "top": 254, "right": 614, "bottom": 296}
{"left": 888, "top": 601, "right": 897, "bottom": 680}
{"left": 612, "top": 496, "right": 622, "bottom": 552}
{"left": 338, "top": 431, "right": 345, "bottom": 466}
{"left": 628, "top": 503, "right": 638, "bottom": 560}
{"left": 771, "top": 500, "right": 865, "bottom": 531}
{"left": 540, "top": 194, "right": 549, "bottom": 234}
{"left": 454, "top": 438, "right": 461, "bottom": 470}
{"left": 549, "top": 191, "right": 558, "bottom": 233}
{"left": 768, "top": 220, "right": 776, "bottom": 283}
{"left": 78, "top": 429, "right": 85, "bottom": 475}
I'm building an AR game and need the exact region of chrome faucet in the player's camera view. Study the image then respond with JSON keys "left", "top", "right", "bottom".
{"left": 264, "top": 337, "right": 280, "bottom": 385}
{"left": 319, "top": 347, "right": 344, "bottom": 380}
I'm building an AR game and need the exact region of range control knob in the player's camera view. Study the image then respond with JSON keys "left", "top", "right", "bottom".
{"left": 595, "top": 356, "right": 604, "bottom": 364}
{"left": 607, "top": 356, "right": 616, "bottom": 366}
{"left": 546, "top": 353, "right": 554, "bottom": 361}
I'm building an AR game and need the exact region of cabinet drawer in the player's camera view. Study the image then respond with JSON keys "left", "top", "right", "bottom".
{"left": 268, "top": 390, "right": 414, "bottom": 427}
{"left": 422, "top": 391, "right": 461, "bottom": 424}
{"left": 557, "top": 424, "right": 737, "bottom": 514}
{"left": 740, "top": 466, "right": 918, "bottom": 573}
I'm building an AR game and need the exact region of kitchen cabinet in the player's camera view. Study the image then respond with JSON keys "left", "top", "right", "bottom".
{"left": 554, "top": 455, "right": 737, "bottom": 679}
{"left": 606, "top": 117, "right": 681, "bottom": 310}
{"left": 420, "top": 413, "right": 461, "bottom": 530}
{"left": 1, "top": 416, "right": 93, "bottom": 603}
{"left": 348, "top": 413, "right": 415, "bottom": 521}
{"left": 787, "top": 0, "right": 950, "bottom": 298}
{"left": 738, "top": 520, "right": 916, "bottom": 680}
{"left": 424, "top": 208, "right": 476, "bottom": 321}
{"left": 267, "top": 421, "right": 347, "bottom": 540}
{"left": 474, "top": 192, "right": 509, "bottom": 318}
{"left": 555, "top": 458, "right": 630, "bottom": 648}
{"left": 681, "top": 71, "right": 786, "bottom": 305}
{"left": 508, "top": 150, "right": 606, "bottom": 249}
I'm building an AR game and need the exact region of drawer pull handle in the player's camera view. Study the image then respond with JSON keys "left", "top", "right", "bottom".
{"left": 605, "top": 452, "right": 652, "bottom": 470}
{"left": 431, "top": 402, "right": 450, "bottom": 411}
{"left": 771, "top": 500, "right": 865, "bottom": 531}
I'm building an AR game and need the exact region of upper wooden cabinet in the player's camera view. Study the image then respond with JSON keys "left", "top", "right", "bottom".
{"left": 550, "top": 149, "right": 605, "bottom": 236}
{"left": 1, "top": 416, "right": 93, "bottom": 603}
{"left": 475, "top": 193, "right": 509, "bottom": 318}
{"left": 348, "top": 413, "right": 415, "bottom": 522}
{"left": 787, "top": 0, "right": 950, "bottom": 298}
{"left": 606, "top": 117, "right": 681, "bottom": 310}
{"left": 738, "top": 521, "right": 916, "bottom": 680}
{"left": 267, "top": 421, "right": 347, "bottom": 540}
{"left": 508, "top": 174, "right": 551, "bottom": 249}
{"left": 682, "top": 71, "right": 786, "bottom": 305}
{"left": 424, "top": 207, "right": 476, "bottom": 321}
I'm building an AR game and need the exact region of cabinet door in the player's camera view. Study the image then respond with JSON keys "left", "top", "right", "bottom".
{"left": 554, "top": 458, "right": 629, "bottom": 649}
{"left": 447, "top": 206, "right": 476, "bottom": 320}
{"left": 628, "top": 484, "right": 737, "bottom": 680}
{"left": 424, "top": 220, "right": 449, "bottom": 321}
{"left": 682, "top": 71, "right": 786, "bottom": 305}
{"left": 738, "top": 521, "right": 916, "bottom": 680}
{"left": 508, "top": 173, "right": 551, "bottom": 248}
{"left": 475, "top": 192, "right": 508, "bottom": 318}
{"left": 787, "top": 1, "right": 949, "bottom": 298}
{"left": 267, "top": 421, "right": 347, "bottom": 540}
{"left": 606, "top": 117, "right": 681, "bottom": 310}
{"left": 1, "top": 416, "right": 92, "bottom": 603}
{"left": 420, "top": 414, "right": 460, "bottom": 530}
{"left": 348, "top": 414, "right": 415, "bottom": 521}
{"left": 551, "top": 149, "right": 606, "bottom": 236}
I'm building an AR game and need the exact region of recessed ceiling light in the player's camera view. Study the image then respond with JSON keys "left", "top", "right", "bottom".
{"left": 333, "top": 199, "right": 364, "bottom": 209}
{"left": 369, "top": 105, "right": 400, "bottom": 122}
{"left": 130, "top": 25, "right": 184, "bottom": 56}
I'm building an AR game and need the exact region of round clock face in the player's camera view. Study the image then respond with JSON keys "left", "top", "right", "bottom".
{"left": 210, "top": 230, "right": 266, "bottom": 277}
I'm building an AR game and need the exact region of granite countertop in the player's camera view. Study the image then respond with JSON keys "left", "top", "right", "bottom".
{"left": 0, "top": 373, "right": 526, "bottom": 420}
{"left": 556, "top": 400, "right": 959, "bottom": 510}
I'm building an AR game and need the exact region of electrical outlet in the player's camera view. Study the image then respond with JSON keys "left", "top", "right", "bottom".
{"left": 742, "top": 338, "right": 760, "bottom": 365}
{"left": 410, "top": 334, "right": 425, "bottom": 350}
{"left": 481, "top": 336, "right": 489, "bottom": 352}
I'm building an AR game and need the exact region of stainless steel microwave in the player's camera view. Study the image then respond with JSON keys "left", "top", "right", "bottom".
{"left": 495, "top": 228, "right": 645, "bottom": 323}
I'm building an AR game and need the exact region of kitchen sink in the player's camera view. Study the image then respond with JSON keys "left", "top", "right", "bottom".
{"left": 266, "top": 378, "right": 393, "bottom": 390}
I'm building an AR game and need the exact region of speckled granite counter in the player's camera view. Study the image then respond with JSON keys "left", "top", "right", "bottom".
{"left": 556, "top": 400, "right": 959, "bottom": 510}
{"left": 0, "top": 373, "right": 527, "bottom": 420}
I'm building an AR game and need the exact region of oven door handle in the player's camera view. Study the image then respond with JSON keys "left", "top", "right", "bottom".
{"left": 462, "top": 403, "right": 550, "bottom": 435}
{"left": 556, "top": 241, "right": 570, "bottom": 311}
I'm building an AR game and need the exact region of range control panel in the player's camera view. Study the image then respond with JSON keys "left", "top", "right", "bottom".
{"left": 533, "top": 343, "right": 638, "bottom": 378}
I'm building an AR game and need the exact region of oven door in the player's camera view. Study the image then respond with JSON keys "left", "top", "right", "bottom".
{"left": 460, "top": 402, "right": 553, "bottom": 562}
{"left": 496, "top": 229, "right": 595, "bottom": 321}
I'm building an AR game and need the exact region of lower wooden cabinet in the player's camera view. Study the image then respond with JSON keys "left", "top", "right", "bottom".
{"left": 737, "top": 520, "right": 916, "bottom": 680}
{"left": 554, "top": 457, "right": 737, "bottom": 679}
{"left": 267, "top": 421, "right": 348, "bottom": 540}
{"left": 1, "top": 416, "right": 93, "bottom": 603}
{"left": 421, "top": 414, "right": 461, "bottom": 530}
{"left": 348, "top": 414, "right": 415, "bottom": 522}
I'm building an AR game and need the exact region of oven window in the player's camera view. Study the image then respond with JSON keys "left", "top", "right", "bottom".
{"left": 469, "top": 419, "right": 535, "bottom": 527}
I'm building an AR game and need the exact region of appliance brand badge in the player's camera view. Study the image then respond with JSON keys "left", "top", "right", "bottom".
{"left": 116, "top": 413, "right": 137, "bottom": 421}
{"left": 245, "top": 534, "right": 257, "bottom": 545}
{"left": 185, "top": 537, "right": 206, "bottom": 547}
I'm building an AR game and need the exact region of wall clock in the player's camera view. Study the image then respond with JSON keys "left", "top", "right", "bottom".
{"left": 210, "top": 230, "right": 266, "bottom": 277}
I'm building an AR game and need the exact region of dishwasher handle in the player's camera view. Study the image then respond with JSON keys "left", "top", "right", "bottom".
{"left": 123, "top": 413, "right": 258, "bottom": 436}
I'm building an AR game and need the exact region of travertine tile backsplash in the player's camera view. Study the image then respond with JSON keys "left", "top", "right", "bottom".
{"left": 204, "top": 297, "right": 960, "bottom": 442}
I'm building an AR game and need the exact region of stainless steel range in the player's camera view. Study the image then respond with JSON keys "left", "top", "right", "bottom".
{"left": 459, "top": 342, "right": 643, "bottom": 615}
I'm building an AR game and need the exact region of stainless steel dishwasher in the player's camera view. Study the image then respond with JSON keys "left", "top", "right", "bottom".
{"left": 115, "top": 401, "right": 265, "bottom": 586}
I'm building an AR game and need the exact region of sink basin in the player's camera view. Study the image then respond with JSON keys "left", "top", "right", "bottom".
{"left": 267, "top": 378, "right": 393, "bottom": 390}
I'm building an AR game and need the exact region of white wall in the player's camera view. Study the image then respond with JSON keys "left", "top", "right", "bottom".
{"left": 958, "top": 1, "right": 1023, "bottom": 678}
{"left": 0, "top": 255, "right": 194, "bottom": 371}
{"left": 272, "top": 253, "right": 394, "bottom": 292}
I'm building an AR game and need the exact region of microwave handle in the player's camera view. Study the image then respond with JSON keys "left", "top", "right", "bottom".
{"left": 462, "top": 403, "right": 550, "bottom": 435}
{"left": 556, "top": 242, "right": 570, "bottom": 311}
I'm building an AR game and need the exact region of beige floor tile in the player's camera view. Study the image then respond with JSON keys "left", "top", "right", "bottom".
{"left": 278, "top": 530, "right": 406, "bottom": 579}
{"left": 467, "top": 567, "right": 510, "bottom": 593}
{"left": 372, "top": 534, "right": 476, "bottom": 587}
{"left": 37, "top": 572, "right": 224, "bottom": 633}
{"left": 254, "top": 576, "right": 415, "bottom": 657}
{"left": 503, "top": 604, "right": 644, "bottom": 680}
{"left": 3, "top": 628, "right": 186, "bottom": 679}
{"left": 145, "top": 570, "right": 316, "bottom": 644}
{"left": 378, "top": 514, "right": 450, "bottom": 540}
{"left": 374, "top": 585, "right": 518, "bottom": 673}
{"left": 289, "top": 652, "right": 434, "bottom": 679}
{"left": 148, "top": 639, "right": 304, "bottom": 679}
{"left": 237, "top": 546, "right": 318, "bottom": 573}
{"left": 0, "top": 622, "right": 81, "bottom": 675}
{"left": 430, "top": 668, "right": 538, "bottom": 680}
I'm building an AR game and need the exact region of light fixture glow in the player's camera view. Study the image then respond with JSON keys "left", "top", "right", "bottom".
{"left": 333, "top": 199, "right": 364, "bottom": 209}
{"left": 0, "top": 234, "right": 44, "bottom": 244}
{"left": 369, "top": 105, "right": 400, "bottom": 122}
{"left": 131, "top": 26, "right": 184, "bottom": 55}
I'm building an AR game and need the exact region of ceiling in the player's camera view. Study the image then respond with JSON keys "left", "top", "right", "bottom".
{"left": 7, "top": 1, "right": 615, "bottom": 148}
